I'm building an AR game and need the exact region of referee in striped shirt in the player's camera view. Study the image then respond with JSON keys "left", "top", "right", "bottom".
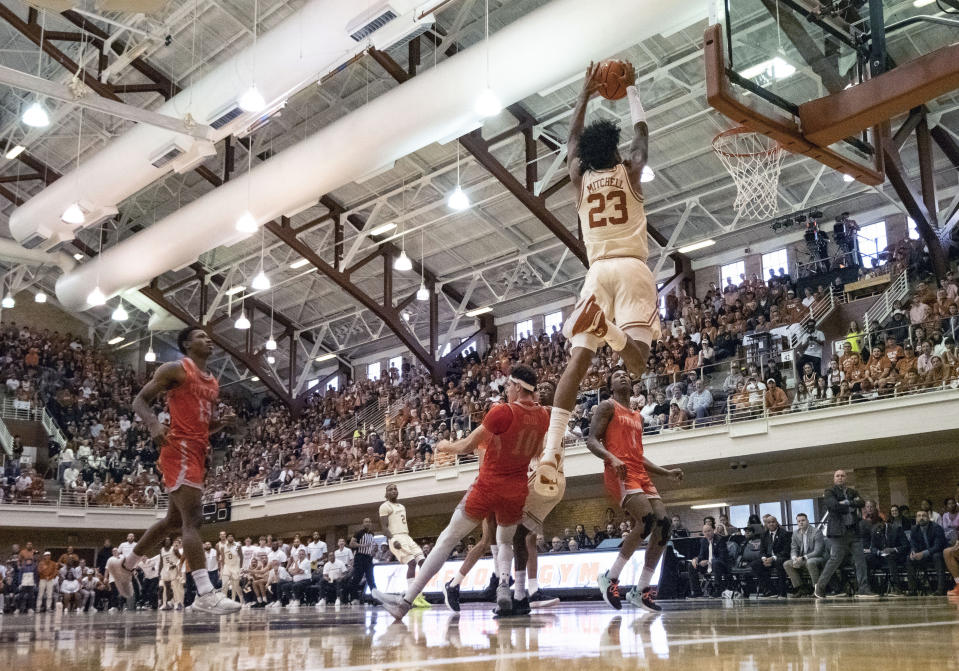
{"left": 349, "top": 517, "right": 377, "bottom": 603}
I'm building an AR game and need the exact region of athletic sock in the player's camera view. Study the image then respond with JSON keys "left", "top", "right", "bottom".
{"left": 122, "top": 552, "right": 142, "bottom": 571}
{"left": 450, "top": 572, "right": 463, "bottom": 587}
{"left": 407, "top": 578, "right": 415, "bottom": 591}
{"left": 637, "top": 566, "right": 655, "bottom": 591}
{"left": 513, "top": 570, "right": 527, "bottom": 600}
{"left": 609, "top": 554, "right": 628, "bottom": 581}
{"left": 605, "top": 322, "right": 628, "bottom": 352}
{"left": 528, "top": 578, "right": 539, "bottom": 595}
{"left": 490, "top": 545, "right": 499, "bottom": 576}
{"left": 192, "top": 569, "right": 213, "bottom": 596}
{"left": 496, "top": 544, "right": 514, "bottom": 590}
{"left": 544, "top": 408, "right": 571, "bottom": 464}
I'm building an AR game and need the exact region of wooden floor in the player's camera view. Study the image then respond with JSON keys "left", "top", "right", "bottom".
{"left": 1, "top": 598, "right": 958, "bottom": 670}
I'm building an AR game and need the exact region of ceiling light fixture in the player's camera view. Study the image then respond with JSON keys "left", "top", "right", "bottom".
{"left": 61, "top": 202, "right": 85, "bottom": 225}
{"left": 34, "top": 291, "right": 46, "bottom": 303}
{"left": 250, "top": 375, "right": 260, "bottom": 382}
{"left": 690, "top": 502, "right": 728, "bottom": 510}
{"left": 394, "top": 249, "right": 413, "bottom": 272}
{"left": 677, "top": 239, "right": 716, "bottom": 254}
{"left": 87, "top": 286, "right": 106, "bottom": 306}
{"left": 144, "top": 348, "right": 156, "bottom": 362}
{"left": 251, "top": 269, "right": 271, "bottom": 291}
{"left": 4, "top": 144, "right": 25, "bottom": 160}
{"left": 641, "top": 166, "right": 655, "bottom": 183}
{"left": 225, "top": 285, "right": 247, "bottom": 296}
{"left": 266, "top": 355, "right": 275, "bottom": 365}
{"left": 22, "top": 101, "right": 50, "bottom": 128}
{"left": 416, "top": 282, "right": 430, "bottom": 301}
{"left": 236, "top": 211, "right": 258, "bottom": 233}
{"left": 111, "top": 300, "right": 128, "bottom": 322}
{"left": 234, "top": 310, "right": 251, "bottom": 330}
{"left": 265, "top": 336, "right": 277, "bottom": 351}
{"left": 368, "top": 222, "right": 397, "bottom": 237}
{"left": 1, "top": 294, "right": 14, "bottom": 309}
{"left": 107, "top": 336, "right": 125, "bottom": 345}
{"left": 315, "top": 353, "right": 335, "bottom": 362}
{"left": 289, "top": 258, "right": 309, "bottom": 269}
{"left": 73, "top": 253, "right": 84, "bottom": 261}
{"left": 843, "top": 173, "right": 855, "bottom": 183}
{"left": 238, "top": 85, "right": 266, "bottom": 113}
{"left": 740, "top": 56, "right": 796, "bottom": 82}
{"left": 465, "top": 306, "right": 493, "bottom": 317}
{"left": 447, "top": 185, "right": 470, "bottom": 211}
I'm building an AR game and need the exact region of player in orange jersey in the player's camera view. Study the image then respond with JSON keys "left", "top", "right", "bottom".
{"left": 374, "top": 365, "right": 549, "bottom": 620}
{"left": 106, "top": 326, "right": 240, "bottom": 615}
{"left": 539, "top": 61, "right": 659, "bottom": 498}
{"left": 590, "top": 369, "right": 683, "bottom": 612}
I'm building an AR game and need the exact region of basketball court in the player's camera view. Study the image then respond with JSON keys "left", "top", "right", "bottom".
{"left": 1, "top": 599, "right": 957, "bottom": 670}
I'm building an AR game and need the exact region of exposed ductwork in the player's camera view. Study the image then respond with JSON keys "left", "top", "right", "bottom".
{"left": 10, "top": 0, "right": 435, "bottom": 248}
{"left": 0, "top": 238, "right": 76, "bottom": 273}
{"left": 56, "top": 0, "right": 709, "bottom": 311}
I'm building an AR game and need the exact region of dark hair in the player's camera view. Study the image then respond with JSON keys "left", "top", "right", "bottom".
{"left": 606, "top": 367, "right": 627, "bottom": 391}
{"left": 577, "top": 119, "right": 621, "bottom": 174}
{"left": 177, "top": 326, "right": 205, "bottom": 355}
{"left": 796, "top": 512, "right": 808, "bottom": 520}
{"left": 509, "top": 364, "right": 537, "bottom": 390}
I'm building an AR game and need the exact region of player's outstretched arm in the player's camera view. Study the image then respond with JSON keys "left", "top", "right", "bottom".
{"left": 585, "top": 401, "right": 625, "bottom": 477}
{"left": 567, "top": 62, "right": 602, "bottom": 190}
{"left": 621, "top": 62, "right": 649, "bottom": 195}
{"left": 133, "top": 361, "right": 185, "bottom": 445}
{"left": 435, "top": 425, "right": 493, "bottom": 456}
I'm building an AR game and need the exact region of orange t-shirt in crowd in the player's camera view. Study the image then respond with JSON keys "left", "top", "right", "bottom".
{"left": 867, "top": 357, "right": 891, "bottom": 379}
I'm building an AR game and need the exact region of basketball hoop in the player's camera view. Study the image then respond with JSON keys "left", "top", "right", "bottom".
{"left": 712, "top": 128, "right": 785, "bottom": 221}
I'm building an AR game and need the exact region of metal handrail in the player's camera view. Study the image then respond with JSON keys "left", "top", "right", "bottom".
{"left": 0, "top": 414, "right": 13, "bottom": 457}
{"left": 0, "top": 394, "right": 41, "bottom": 421}
{"left": 863, "top": 269, "right": 910, "bottom": 342}
{"left": 41, "top": 408, "right": 68, "bottom": 450}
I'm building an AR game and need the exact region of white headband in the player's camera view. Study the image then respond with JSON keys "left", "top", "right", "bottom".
{"left": 508, "top": 376, "right": 535, "bottom": 392}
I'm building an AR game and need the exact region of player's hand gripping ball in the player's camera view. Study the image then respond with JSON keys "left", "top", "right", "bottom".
{"left": 532, "top": 462, "right": 561, "bottom": 499}
{"left": 592, "top": 59, "right": 635, "bottom": 100}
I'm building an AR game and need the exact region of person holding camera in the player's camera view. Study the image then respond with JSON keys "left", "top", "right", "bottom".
{"left": 814, "top": 470, "right": 878, "bottom": 599}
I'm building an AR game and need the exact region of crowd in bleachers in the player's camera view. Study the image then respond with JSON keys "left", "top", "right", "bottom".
{"left": 0, "top": 237, "right": 956, "bottom": 507}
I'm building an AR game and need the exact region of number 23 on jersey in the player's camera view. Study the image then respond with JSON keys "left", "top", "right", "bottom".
{"left": 586, "top": 190, "right": 629, "bottom": 228}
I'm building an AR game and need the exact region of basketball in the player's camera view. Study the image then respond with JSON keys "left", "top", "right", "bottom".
{"left": 593, "top": 59, "right": 632, "bottom": 100}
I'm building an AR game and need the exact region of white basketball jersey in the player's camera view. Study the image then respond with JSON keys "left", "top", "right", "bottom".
{"left": 222, "top": 543, "right": 241, "bottom": 571}
{"left": 577, "top": 163, "right": 648, "bottom": 264}
{"left": 241, "top": 545, "right": 256, "bottom": 569}
{"left": 379, "top": 501, "right": 409, "bottom": 536}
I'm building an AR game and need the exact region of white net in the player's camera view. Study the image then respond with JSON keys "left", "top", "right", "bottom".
{"left": 712, "top": 129, "right": 785, "bottom": 221}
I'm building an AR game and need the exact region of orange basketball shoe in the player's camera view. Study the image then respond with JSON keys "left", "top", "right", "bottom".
{"left": 562, "top": 295, "right": 609, "bottom": 340}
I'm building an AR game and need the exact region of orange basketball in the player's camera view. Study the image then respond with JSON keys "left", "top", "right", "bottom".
{"left": 594, "top": 59, "right": 632, "bottom": 100}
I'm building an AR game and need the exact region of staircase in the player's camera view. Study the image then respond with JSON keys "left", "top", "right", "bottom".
{"left": 862, "top": 270, "right": 911, "bottom": 345}
{"left": 0, "top": 396, "right": 51, "bottom": 470}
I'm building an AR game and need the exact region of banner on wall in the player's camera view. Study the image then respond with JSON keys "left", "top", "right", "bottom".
{"left": 372, "top": 549, "right": 662, "bottom": 595}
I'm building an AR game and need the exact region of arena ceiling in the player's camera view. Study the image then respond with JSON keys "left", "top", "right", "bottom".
{"left": 0, "top": 0, "right": 955, "bottom": 398}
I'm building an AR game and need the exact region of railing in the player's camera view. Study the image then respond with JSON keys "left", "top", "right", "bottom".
{"left": 0, "top": 414, "right": 12, "bottom": 457}
{"left": 807, "top": 286, "right": 839, "bottom": 326}
{"left": 863, "top": 269, "right": 910, "bottom": 340}
{"left": 0, "top": 395, "right": 42, "bottom": 421}
{"left": 41, "top": 408, "right": 67, "bottom": 450}
{"left": 55, "top": 489, "right": 169, "bottom": 510}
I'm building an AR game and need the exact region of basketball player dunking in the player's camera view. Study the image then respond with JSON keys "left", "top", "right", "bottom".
{"left": 374, "top": 365, "right": 549, "bottom": 620}
{"left": 539, "top": 62, "right": 659, "bottom": 490}
{"left": 107, "top": 326, "right": 240, "bottom": 614}
{"left": 592, "top": 369, "right": 683, "bottom": 612}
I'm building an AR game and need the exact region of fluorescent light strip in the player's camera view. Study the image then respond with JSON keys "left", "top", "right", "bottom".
{"left": 315, "top": 353, "right": 336, "bottom": 362}
{"left": 225, "top": 285, "right": 246, "bottom": 296}
{"left": 107, "top": 336, "right": 125, "bottom": 345}
{"left": 677, "top": 239, "right": 715, "bottom": 254}
{"left": 367, "top": 222, "right": 397, "bottom": 237}
{"left": 5, "top": 145, "right": 25, "bottom": 160}
{"left": 289, "top": 258, "right": 309, "bottom": 269}
{"left": 690, "top": 502, "right": 728, "bottom": 510}
{"left": 465, "top": 306, "right": 493, "bottom": 317}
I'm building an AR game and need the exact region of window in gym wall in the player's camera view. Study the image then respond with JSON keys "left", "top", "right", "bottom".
{"left": 367, "top": 362, "right": 381, "bottom": 381}
{"left": 440, "top": 342, "right": 452, "bottom": 357}
{"left": 389, "top": 356, "right": 403, "bottom": 380}
{"left": 307, "top": 379, "right": 318, "bottom": 390}
{"left": 758, "top": 501, "right": 784, "bottom": 524}
{"left": 462, "top": 340, "right": 477, "bottom": 355}
{"left": 908, "top": 217, "right": 919, "bottom": 241}
{"left": 327, "top": 376, "right": 339, "bottom": 392}
{"left": 790, "top": 498, "right": 817, "bottom": 524}
{"left": 544, "top": 310, "right": 563, "bottom": 334}
{"left": 857, "top": 221, "right": 887, "bottom": 267}
{"left": 729, "top": 504, "right": 751, "bottom": 530}
{"left": 515, "top": 319, "right": 533, "bottom": 341}
{"left": 761, "top": 248, "right": 788, "bottom": 281}
{"left": 719, "top": 260, "right": 745, "bottom": 288}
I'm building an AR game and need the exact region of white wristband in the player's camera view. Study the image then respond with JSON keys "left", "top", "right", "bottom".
{"left": 627, "top": 85, "right": 646, "bottom": 125}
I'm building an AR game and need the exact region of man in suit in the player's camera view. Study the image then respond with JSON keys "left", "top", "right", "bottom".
{"left": 865, "top": 518, "right": 909, "bottom": 596}
{"left": 688, "top": 524, "right": 732, "bottom": 596}
{"left": 907, "top": 509, "right": 948, "bottom": 595}
{"left": 814, "top": 470, "right": 878, "bottom": 599}
{"left": 750, "top": 516, "right": 791, "bottom": 597}
{"left": 783, "top": 513, "right": 824, "bottom": 596}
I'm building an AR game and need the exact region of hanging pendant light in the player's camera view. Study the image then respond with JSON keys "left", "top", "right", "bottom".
{"left": 111, "top": 300, "right": 129, "bottom": 322}
{"left": 238, "top": 85, "right": 266, "bottom": 113}
{"left": 235, "top": 310, "right": 251, "bottom": 330}
{"left": 61, "top": 202, "right": 85, "bottom": 225}
{"left": 394, "top": 249, "right": 413, "bottom": 272}
{"left": 266, "top": 355, "right": 276, "bottom": 365}
{"left": 34, "top": 291, "right": 46, "bottom": 303}
{"left": 475, "top": 88, "right": 502, "bottom": 118}
{"left": 145, "top": 332, "right": 156, "bottom": 362}
{"left": 236, "top": 211, "right": 258, "bottom": 233}
{"left": 448, "top": 185, "right": 470, "bottom": 211}
{"left": 265, "top": 336, "right": 277, "bottom": 351}
{"left": 87, "top": 286, "right": 106, "bottom": 306}
{"left": 416, "top": 282, "right": 430, "bottom": 301}
{"left": 251, "top": 269, "right": 271, "bottom": 291}
{"left": 22, "top": 101, "right": 50, "bottom": 128}
{"left": 1, "top": 294, "right": 14, "bottom": 309}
